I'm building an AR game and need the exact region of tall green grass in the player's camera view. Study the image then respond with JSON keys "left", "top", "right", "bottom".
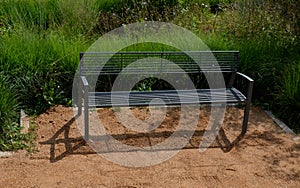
{"left": 275, "top": 63, "right": 300, "bottom": 132}
{"left": 0, "top": 0, "right": 63, "bottom": 31}
{"left": 0, "top": 31, "right": 89, "bottom": 114}
{"left": 0, "top": 74, "right": 27, "bottom": 151}
{"left": 0, "top": 0, "right": 101, "bottom": 38}
{"left": 0, "top": 75, "right": 19, "bottom": 128}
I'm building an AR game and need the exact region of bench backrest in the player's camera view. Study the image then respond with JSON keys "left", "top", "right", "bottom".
{"left": 80, "top": 51, "right": 238, "bottom": 76}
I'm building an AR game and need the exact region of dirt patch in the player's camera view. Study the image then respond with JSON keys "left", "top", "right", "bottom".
{"left": 0, "top": 105, "right": 299, "bottom": 187}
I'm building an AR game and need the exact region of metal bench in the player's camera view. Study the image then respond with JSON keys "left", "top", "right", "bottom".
{"left": 77, "top": 51, "right": 254, "bottom": 140}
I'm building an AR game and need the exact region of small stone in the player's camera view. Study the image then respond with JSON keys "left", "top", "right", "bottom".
{"left": 0, "top": 151, "right": 13, "bottom": 158}
{"left": 292, "top": 136, "right": 300, "bottom": 143}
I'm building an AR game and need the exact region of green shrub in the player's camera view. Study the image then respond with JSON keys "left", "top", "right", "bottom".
{"left": 91, "top": 0, "right": 180, "bottom": 35}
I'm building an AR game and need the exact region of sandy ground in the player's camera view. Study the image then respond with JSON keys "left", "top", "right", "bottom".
{"left": 0, "top": 105, "right": 299, "bottom": 188}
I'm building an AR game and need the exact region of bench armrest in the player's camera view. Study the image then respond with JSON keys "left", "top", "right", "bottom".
{"left": 80, "top": 76, "right": 89, "bottom": 99}
{"left": 81, "top": 76, "right": 89, "bottom": 87}
{"left": 78, "top": 76, "right": 89, "bottom": 99}
{"left": 236, "top": 72, "right": 254, "bottom": 101}
{"left": 78, "top": 76, "right": 89, "bottom": 94}
{"left": 236, "top": 72, "right": 254, "bottom": 82}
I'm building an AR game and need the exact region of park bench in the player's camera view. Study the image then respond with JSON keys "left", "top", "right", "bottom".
{"left": 77, "top": 51, "right": 254, "bottom": 140}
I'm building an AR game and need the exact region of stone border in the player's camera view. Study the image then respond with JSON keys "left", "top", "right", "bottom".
{"left": 0, "top": 151, "right": 13, "bottom": 158}
{"left": 264, "top": 110, "right": 295, "bottom": 135}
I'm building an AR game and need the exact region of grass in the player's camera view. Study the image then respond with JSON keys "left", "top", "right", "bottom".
{"left": 0, "top": 75, "right": 19, "bottom": 127}
{"left": 1, "top": 31, "right": 90, "bottom": 114}
{"left": 0, "top": 0, "right": 63, "bottom": 31}
{"left": 0, "top": 74, "right": 25, "bottom": 151}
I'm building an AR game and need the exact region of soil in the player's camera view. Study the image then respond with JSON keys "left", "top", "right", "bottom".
{"left": 0, "top": 105, "right": 299, "bottom": 188}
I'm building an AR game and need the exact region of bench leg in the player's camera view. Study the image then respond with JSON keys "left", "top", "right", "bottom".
{"left": 84, "top": 104, "right": 89, "bottom": 140}
{"left": 242, "top": 79, "right": 254, "bottom": 135}
{"left": 84, "top": 88, "right": 89, "bottom": 140}
{"left": 78, "top": 102, "right": 82, "bottom": 116}
{"left": 77, "top": 87, "right": 82, "bottom": 116}
{"left": 242, "top": 101, "right": 251, "bottom": 135}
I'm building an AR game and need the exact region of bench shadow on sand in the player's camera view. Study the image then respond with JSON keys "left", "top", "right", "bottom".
{"left": 39, "top": 114, "right": 246, "bottom": 163}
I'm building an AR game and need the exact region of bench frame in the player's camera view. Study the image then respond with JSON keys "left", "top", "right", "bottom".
{"left": 77, "top": 51, "right": 254, "bottom": 140}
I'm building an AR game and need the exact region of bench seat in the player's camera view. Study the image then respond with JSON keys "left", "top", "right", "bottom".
{"left": 88, "top": 87, "right": 246, "bottom": 108}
